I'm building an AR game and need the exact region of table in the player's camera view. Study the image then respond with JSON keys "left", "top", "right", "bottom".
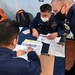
{"left": 18, "top": 27, "right": 65, "bottom": 75}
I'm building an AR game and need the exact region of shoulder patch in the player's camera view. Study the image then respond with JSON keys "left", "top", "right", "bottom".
{"left": 64, "top": 23, "right": 70, "bottom": 30}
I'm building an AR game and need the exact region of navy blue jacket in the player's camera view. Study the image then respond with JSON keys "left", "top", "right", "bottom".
{"left": 0, "top": 48, "right": 41, "bottom": 75}
{"left": 66, "top": 4, "right": 75, "bottom": 38}
{"left": 30, "top": 12, "right": 70, "bottom": 36}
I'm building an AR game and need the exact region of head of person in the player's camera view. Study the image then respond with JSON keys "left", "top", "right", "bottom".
{"left": 51, "top": 0, "right": 74, "bottom": 21}
{"left": 0, "top": 20, "right": 19, "bottom": 50}
{"left": 40, "top": 3, "right": 52, "bottom": 22}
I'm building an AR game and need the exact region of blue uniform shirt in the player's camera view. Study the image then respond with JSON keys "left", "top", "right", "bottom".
{"left": 0, "top": 48, "right": 41, "bottom": 75}
{"left": 66, "top": 4, "right": 75, "bottom": 39}
{"left": 30, "top": 12, "right": 70, "bottom": 37}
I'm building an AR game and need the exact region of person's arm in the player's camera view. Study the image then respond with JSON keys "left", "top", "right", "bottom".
{"left": 26, "top": 47, "right": 41, "bottom": 66}
{"left": 27, "top": 51, "right": 41, "bottom": 75}
{"left": 29, "top": 12, "right": 40, "bottom": 30}
{"left": 47, "top": 32, "right": 58, "bottom": 40}
{"left": 57, "top": 21, "right": 70, "bottom": 37}
{"left": 26, "top": 47, "right": 41, "bottom": 75}
{"left": 17, "top": 53, "right": 41, "bottom": 75}
{"left": 12, "top": 50, "right": 26, "bottom": 57}
{"left": 70, "top": 15, "right": 75, "bottom": 36}
{"left": 32, "top": 28, "right": 39, "bottom": 38}
{"left": 28, "top": 51, "right": 40, "bottom": 65}
{"left": 30, "top": 13, "right": 40, "bottom": 38}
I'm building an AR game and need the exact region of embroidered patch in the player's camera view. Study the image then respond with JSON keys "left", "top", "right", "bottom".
{"left": 64, "top": 23, "right": 70, "bottom": 30}
{"left": 51, "top": 22, "right": 57, "bottom": 29}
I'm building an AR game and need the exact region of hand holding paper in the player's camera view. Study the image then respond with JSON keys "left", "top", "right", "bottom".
{"left": 16, "top": 50, "right": 26, "bottom": 56}
{"left": 37, "top": 34, "right": 61, "bottom": 44}
{"left": 32, "top": 28, "right": 39, "bottom": 38}
{"left": 26, "top": 46, "right": 33, "bottom": 53}
{"left": 47, "top": 32, "right": 58, "bottom": 40}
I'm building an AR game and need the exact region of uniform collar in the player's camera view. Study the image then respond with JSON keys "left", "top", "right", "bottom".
{"left": 66, "top": 4, "right": 75, "bottom": 21}
{"left": 0, "top": 47, "right": 16, "bottom": 57}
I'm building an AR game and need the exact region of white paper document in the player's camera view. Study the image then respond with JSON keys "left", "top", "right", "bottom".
{"left": 48, "top": 42, "right": 65, "bottom": 57}
{"left": 22, "top": 29, "right": 30, "bottom": 35}
{"left": 14, "top": 39, "right": 43, "bottom": 56}
{"left": 37, "top": 34, "right": 65, "bottom": 57}
{"left": 37, "top": 34, "right": 61, "bottom": 44}
{"left": 19, "top": 27, "right": 23, "bottom": 32}
{"left": 13, "top": 44, "right": 29, "bottom": 61}
{"left": 13, "top": 39, "right": 43, "bottom": 60}
{"left": 21, "top": 39, "right": 43, "bottom": 55}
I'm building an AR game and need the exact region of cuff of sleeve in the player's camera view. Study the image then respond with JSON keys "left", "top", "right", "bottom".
{"left": 28, "top": 51, "right": 37, "bottom": 60}
{"left": 58, "top": 31, "right": 61, "bottom": 37}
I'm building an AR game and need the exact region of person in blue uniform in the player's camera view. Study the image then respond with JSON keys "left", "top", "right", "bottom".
{"left": 51, "top": 0, "right": 75, "bottom": 75}
{"left": 30, "top": 4, "right": 70, "bottom": 40}
{"left": 0, "top": 20, "right": 41, "bottom": 75}
{"left": 51, "top": 0, "right": 75, "bottom": 41}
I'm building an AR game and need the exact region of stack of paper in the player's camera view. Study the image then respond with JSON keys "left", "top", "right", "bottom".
{"left": 13, "top": 39, "right": 43, "bottom": 60}
{"left": 21, "top": 39, "right": 43, "bottom": 55}
{"left": 37, "top": 34, "right": 61, "bottom": 44}
{"left": 13, "top": 44, "right": 29, "bottom": 61}
{"left": 22, "top": 29, "right": 30, "bottom": 34}
{"left": 48, "top": 42, "right": 65, "bottom": 57}
{"left": 37, "top": 34, "right": 65, "bottom": 57}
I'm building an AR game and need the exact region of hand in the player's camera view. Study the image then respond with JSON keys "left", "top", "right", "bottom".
{"left": 17, "top": 50, "right": 26, "bottom": 56}
{"left": 32, "top": 28, "right": 39, "bottom": 38}
{"left": 47, "top": 32, "right": 58, "bottom": 40}
{"left": 26, "top": 46, "right": 33, "bottom": 53}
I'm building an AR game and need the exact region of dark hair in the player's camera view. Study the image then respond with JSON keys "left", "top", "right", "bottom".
{"left": 0, "top": 20, "right": 19, "bottom": 46}
{"left": 40, "top": 4, "right": 52, "bottom": 12}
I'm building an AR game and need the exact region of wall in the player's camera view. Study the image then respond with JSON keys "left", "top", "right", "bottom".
{"left": 0, "top": 0, "right": 75, "bottom": 38}
{"left": 0, "top": 0, "right": 75, "bottom": 20}
{"left": 0, "top": 0, "right": 51, "bottom": 20}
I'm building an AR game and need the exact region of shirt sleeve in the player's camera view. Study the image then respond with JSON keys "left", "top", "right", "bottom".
{"left": 29, "top": 13, "right": 40, "bottom": 30}
{"left": 27, "top": 51, "right": 41, "bottom": 75}
{"left": 28, "top": 51, "right": 41, "bottom": 66}
{"left": 70, "top": 15, "right": 75, "bottom": 35}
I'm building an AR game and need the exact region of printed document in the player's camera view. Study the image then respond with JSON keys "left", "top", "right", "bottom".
{"left": 22, "top": 29, "right": 30, "bottom": 34}
{"left": 37, "top": 34, "right": 61, "bottom": 44}
{"left": 14, "top": 39, "right": 43, "bottom": 55}
{"left": 13, "top": 44, "right": 29, "bottom": 61}
{"left": 21, "top": 39, "right": 43, "bottom": 55}
{"left": 48, "top": 42, "right": 65, "bottom": 57}
{"left": 37, "top": 34, "right": 65, "bottom": 57}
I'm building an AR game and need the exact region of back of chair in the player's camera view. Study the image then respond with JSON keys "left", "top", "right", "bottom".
{"left": 16, "top": 9, "right": 33, "bottom": 28}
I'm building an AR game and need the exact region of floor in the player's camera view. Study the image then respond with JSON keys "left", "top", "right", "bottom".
{"left": 65, "top": 39, "right": 75, "bottom": 70}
